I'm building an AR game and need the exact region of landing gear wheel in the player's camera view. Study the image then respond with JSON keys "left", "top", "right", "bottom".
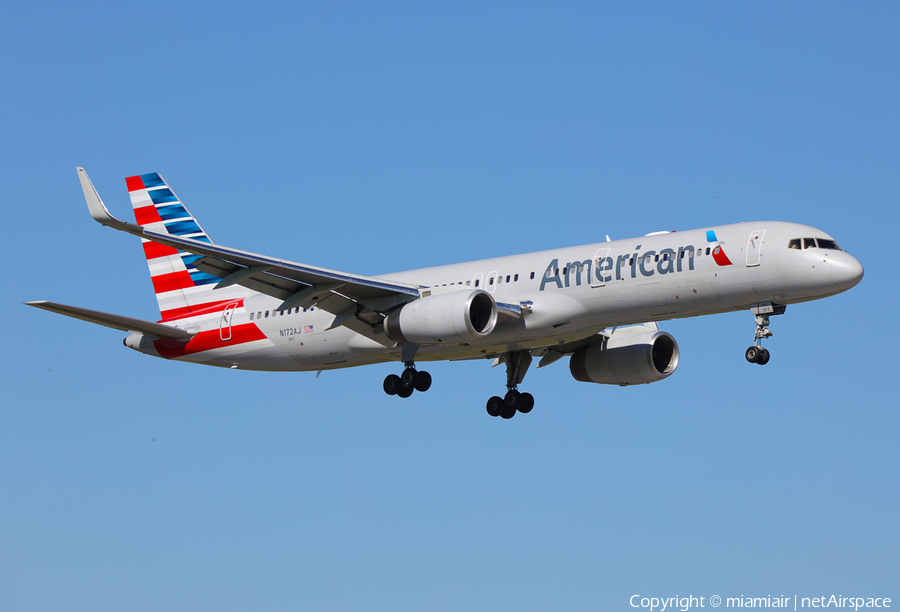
{"left": 745, "top": 346, "right": 760, "bottom": 364}
{"left": 383, "top": 374, "right": 402, "bottom": 395}
{"left": 486, "top": 396, "right": 503, "bottom": 417}
{"left": 504, "top": 389, "right": 521, "bottom": 410}
{"left": 518, "top": 392, "right": 535, "bottom": 414}
{"left": 400, "top": 368, "right": 419, "bottom": 388}
{"left": 500, "top": 404, "right": 517, "bottom": 419}
{"left": 757, "top": 348, "right": 770, "bottom": 365}
{"left": 397, "top": 384, "right": 414, "bottom": 398}
{"left": 414, "top": 371, "right": 432, "bottom": 392}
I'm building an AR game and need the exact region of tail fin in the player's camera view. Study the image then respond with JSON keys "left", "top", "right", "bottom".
{"left": 126, "top": 172, "right": 251, "bottom": 321}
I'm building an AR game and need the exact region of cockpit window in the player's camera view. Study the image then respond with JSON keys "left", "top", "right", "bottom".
{"left": 788, "top": 238, "right": 801, "bottom": 250}
{"left": 803, "top": 237, "right": 817, "bottom": 250}
{"left": 817, "top": 238, "right": 841, "bottom": 251}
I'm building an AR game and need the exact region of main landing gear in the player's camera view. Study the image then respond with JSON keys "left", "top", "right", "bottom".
{"left": 383, "top": 366, "right": 432, "bottom": 398}
{"left": 383, "top": 343, "right": 432, "bottom": 399}
{"left": 486, "top": 350, "right": 535, "bottom": 419}
{"left": 745, "top": 303, "right": 785, "bottom": 365}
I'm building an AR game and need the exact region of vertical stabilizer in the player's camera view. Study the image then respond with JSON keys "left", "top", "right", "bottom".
{"left": 126, "top": 172, "right": 251, "bottom": 321}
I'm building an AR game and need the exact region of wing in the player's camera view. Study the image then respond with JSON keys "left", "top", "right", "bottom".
{"left": 78, "top": 168, "right": 421, "bottom": 333}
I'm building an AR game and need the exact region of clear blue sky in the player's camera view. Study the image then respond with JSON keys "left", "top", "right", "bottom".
{"left": 2, "top": 2, "right": 897, "bottom": 610}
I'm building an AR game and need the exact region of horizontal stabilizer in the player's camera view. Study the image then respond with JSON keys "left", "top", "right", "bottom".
{"left": 25, "top": 301, "right": 193, "bottom": 340}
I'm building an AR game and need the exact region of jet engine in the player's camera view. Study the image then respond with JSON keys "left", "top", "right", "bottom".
{"left": 384, "top": 289, "right": 498, "bottom": 344}
{"left": 569, "top": 327, "right": 679, "bottom": 386}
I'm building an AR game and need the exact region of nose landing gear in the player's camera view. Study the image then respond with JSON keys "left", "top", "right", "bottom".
{"left": 745, "top": 344, "right": 770, "bottom": 365}
{"left": 745, "top": 303, "right": 785, "bottom": 365}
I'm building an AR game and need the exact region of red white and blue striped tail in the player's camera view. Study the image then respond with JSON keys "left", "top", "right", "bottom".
{"left": 126, "top": 172, "right": 252, "bottom": 322}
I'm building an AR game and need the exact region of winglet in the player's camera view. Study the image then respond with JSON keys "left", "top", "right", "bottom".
{"left": 76, "top": 167, "right": 141, "bottom": 233}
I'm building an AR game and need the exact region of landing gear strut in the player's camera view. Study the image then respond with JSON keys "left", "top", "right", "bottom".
{"left": 383, "top": 343, "right": 431, "bottom": 398}
{"left": 486, "top": 350, "right": 535, "bottom": 419}
{"left": 744, "top": 303, "right": 785, "bottom": 365}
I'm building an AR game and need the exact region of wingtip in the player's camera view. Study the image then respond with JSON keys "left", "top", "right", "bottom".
{"left": 77, "top": 167, "right": 128, "bottom": 228}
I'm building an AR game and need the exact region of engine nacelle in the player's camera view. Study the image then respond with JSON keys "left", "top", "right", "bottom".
{"left": 384, "top": 289, "right": 498, "bottom": 344}
{"left": 569, "top": 327, "right": 679, "bottom": 386}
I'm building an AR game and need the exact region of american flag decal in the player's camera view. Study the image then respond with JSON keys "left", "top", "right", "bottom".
{"left": 304, "top": 325, "right": 314, "bottom": 333}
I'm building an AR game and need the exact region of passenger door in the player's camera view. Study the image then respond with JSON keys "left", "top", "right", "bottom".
{"left": 590, "top": 247, "right": 611, "bottom": 287}
{"left": 746, "top": 230, "right": 765, "bottom": 267}
{"left": 219, "top": 302, "right": 238, "bottom": 341}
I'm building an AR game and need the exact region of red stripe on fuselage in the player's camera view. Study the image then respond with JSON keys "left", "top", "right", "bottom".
{"left": 153, "top": 323, "right": 267, "bottom": 359}
{"left": 143, "top": 240, "right": 180, "bottom": 260}
{"left": 134, "top": 205, "right": 163, "bottom": 225}
{"left": 151, "top": 270, "right": 195, "bottom": 293}
{"left": 159, "top": 298, "right": 242, "bottom": 322}
{"left": 126, "top": 175, "right": 145, "bottom": 191}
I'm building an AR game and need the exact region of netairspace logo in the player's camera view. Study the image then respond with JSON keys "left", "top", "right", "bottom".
{"left": 629, "top": 594, "right": 892, "bottom": 611}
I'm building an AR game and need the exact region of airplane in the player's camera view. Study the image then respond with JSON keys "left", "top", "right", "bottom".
{"left": 27, "top": 168, "right": 864, "bottom": 419}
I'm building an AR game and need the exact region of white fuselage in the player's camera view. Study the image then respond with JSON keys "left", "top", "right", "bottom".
{"left": 148, "top": 221, "right": 862, "bottom": 371}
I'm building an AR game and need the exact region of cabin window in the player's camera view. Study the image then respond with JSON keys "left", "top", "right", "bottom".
{"left": 530, "top": 272, "right": 534, "bottom": 279}
{"left": 466, "top": 280, "right": 471, "bottom": 286}
{"left": 506, "top": 275, "right": 510, "bottom": 283}
{"left": 265, "top": 310, "right": 269, "bottom": 318}
{"left": 514, "top": 274, "right": 519, "bottom": 282}
{"left": 475, "top": 279, "right": 480, "bottom": 287}
{"left": 705, "top": 248, "right": 710, "bottom": 255}
{"left": 803, "top": 237, "right": 817, "bottom": 250}
{"left": 250, "top": 312, "right": 255, "bottom": 320}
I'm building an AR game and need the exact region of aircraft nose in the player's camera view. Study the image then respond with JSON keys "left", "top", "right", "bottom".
{"left": 831, "top": 254, "right": 864, "bottom": 292}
